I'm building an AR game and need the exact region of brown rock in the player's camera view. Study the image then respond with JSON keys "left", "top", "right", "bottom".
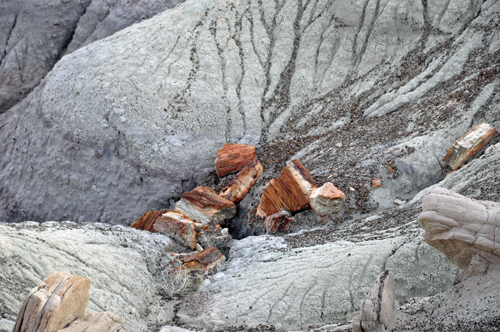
{"left": 57, "top": 312, "right": 125, "bottom": 332}
{"left": 264, "top": 212, "right": 293, "bottom": 234}
{"left": 443, "top": 122, "right": 499, "bottom": 170}
{"left": 215, "top": 143, "right": 256, "bottom": 177}
{"left": 174, "top": 187, "right": 236, "bottom": 225}
{"left": 219, "top": 160, "right": 263, "bottom": 203}
{"left": 309, "top": 182, "right": 346, "bottom": 216}
{"left": 130, "top": 209, "right": 168, "bottom": 231}
{"left": 14, "top": 272, "right": 90, "bottom": 332}
{"left": 153, "top": 212, "right": 197, "bottom": 249}
{"left": 256, "top": 159, "right": 317, "bottom": 217}
{"left": 371, "top": 178, "right": 383, "bottom": 188}
{"left": 175, "top": 247, "right": 225, "bottom": 273}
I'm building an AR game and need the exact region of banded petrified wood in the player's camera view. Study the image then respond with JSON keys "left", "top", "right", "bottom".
{"left": 257, "top": 159, "right": 317, "bottom": 217}
{"left": 153, "top": 212, "right": 197, "bottom": 249}
{"left": 309, "top": 182, "right": 346, "bottom": 216}
{"left": 219, "top": 159, "right": 263, "bottom": 203}
{"left": 215, "top": 143, "right": 256, "bottom": 177}
{"left": 175, "top": 247, "right": 225, "bottom": 273}
{"left": 264, "top": 212, "right": 293, "bottom": 234}
{"left": 130, "top": 209, "right": 168, "bottom": 231}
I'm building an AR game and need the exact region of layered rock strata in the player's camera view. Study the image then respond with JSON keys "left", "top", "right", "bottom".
{"left": 309, "top": 182, "right": 346, "bottom": 216}
{"left": 352, "top": 271, "right": 395, "bottom": 332}
{"left": 257, "top": 159, "right": 317, "bottom": 217}
{"left": 215, "top": 144, "right": 256, "bottom": 177}
{"left": 153, "top": 212, "right": 197, "bottom": 249}
{"left": 264, "top": 212, "right": 293, "bottom": 234}
{"left": 174, "top": 187, "right": 236, "bottom": 225}
{"left": 443, "top": 123, "right": 499, "bottom": 170}
{"left": 219, "top": 160, "right": 263, "bottom": 203}
{"left": 130, "top": 209, "right": 168, "bottom": 231}
{"left": 418, "top": 187, "right": 500, "bottom": 270}
{"left": 58, "top": 312, "right": 125, "bottom": 332}
{"left": 13, "top": 272, "right": 90, "bottom": 332}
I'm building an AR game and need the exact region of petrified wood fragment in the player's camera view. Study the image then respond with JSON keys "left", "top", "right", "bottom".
{"left": 443, "top": 122, "right": 499, "bottom": 170}
{"left": 130, "top": 209, "right": 168, "bottom": 231}
{"left": 264, "top": 212, "right": 293, "bottom": 234}
{"left": 352, "top": 270, "right": 395, "bottom": 332}
{"left": 153, "top": 212, "right": 197, "bottom": 249}
{"left": 14, "top": 272, "right": 90, "bottom": 332}
{"left": 418, "top": 187, "right": 500, "bottom": 270}
{"left": 215, "top": 143, "right": 256, "bottom": 177}
{"left": 174, "top": 187, "right": 236, "bottom": 225}
{"left": 57, "top": 312, "right": 125, "bottom": 332}
{"left": 309, "top": 182, "right": 346, "bottom": 216}
{"left": 176, "top": 247, "right": 225, "bottom": 273}
{"left": 219, "top": 159, "right": 263, "bottom": 203}
{"left": 257, "top": 159, "right": 317, "bottom": 217}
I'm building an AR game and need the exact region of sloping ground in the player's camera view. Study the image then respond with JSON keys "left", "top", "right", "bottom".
{"left": 0, "top": 0, "right": 183, "bottom": 113}
{"left": 0, "top": 222, "right": 183, "bottom": 332}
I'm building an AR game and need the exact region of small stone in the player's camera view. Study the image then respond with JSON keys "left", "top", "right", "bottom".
{"left": 219, "top": 160, "right": 263, "bottom": 203}
{"left": 264, "top": 212, "right": 293, "bottom": 234}
{"left": 215, "top": 143, "right": 256, "bottom": 177}
{"left": 309, "top": 183, "right": 346, "bottom": 216}
{"left": 349, "top": 187, "right": 355, "bottom": 191}
{"left": 485, "top": 142, "right": 500, "bottom": 155}
{"left": 443, "top": 122, "right": 499, "bottom": 170}
{"left": 394, "top": 199, "right": 406, "bottom": 206}
{"left": 174, "top": 187, "right": 236, "bottom": 225}
{"left": 13, "top": 272, "right": 90, "bottom": 332}
{"left": 372, "top": 179, "right": 383, "bottom": 188}
{"left": 130, "top": 209, "right": 169, "bottom": 231}
{"left": 57, "top": 312, "right": 125, "bottom": 332}
{"left": 175, "top": 247, "right": 225, "bottom": 273}
{"left": 153, "top": 212, "right": 197, "bottom": 249}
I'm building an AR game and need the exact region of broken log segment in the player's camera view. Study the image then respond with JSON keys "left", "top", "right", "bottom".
{"left": 215, "top": 143, "right": 256, "bottom": 177}
{"left": 257, "top": 159, "right": 317, "bottom": 217}
{"left": 174, "top": 247, "right": 225, "bottom": 273}
{"left": 219, "top": 159, "right": 263, "bottom": 203}
{"left": 153, "top": 212, "right": 197, "bottom": 249}
{"left": 130, "top": 209, "right": 168, "bottom": 231}
{"left": 309, "top": 182, "right": 346, "bottom": 216}
{"left": 264, "top": 212, "right": 293, "bottom": 234}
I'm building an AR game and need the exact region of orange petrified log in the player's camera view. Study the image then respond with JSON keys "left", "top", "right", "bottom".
{"left": 130, "top": 209, "right": 169, "bottom": 231}
{"left": 153, "top": 212, "right": 197, "bottom": 249}
{"left": 215, "top": 143, "right": 256, "bottom": 177}
{"left": 219, "top": 159, "right": 263, "bottom": 203}
{"left": 257, "top": 159, "right": 317, "bottom": 217}
{"left": 174, "top": 247, "right": 225, "bottom": 273}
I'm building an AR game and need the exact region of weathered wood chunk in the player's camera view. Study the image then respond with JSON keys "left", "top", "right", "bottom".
{"left": 57, "top": 312, "right": 125, "bottom": 332}
{"left": 309, "top": 182, "right": 346, "bottom": 216}
{"left": 153, "top": 212, "right": 197, "bottom": 249}
{"left": 264, "top": 212, "right": 293, "bottom": 234}
{"left": 443, "top": 122, "right": 499, "bottom": 170}
{"left": 130, "top": 209, "right": 168, "bottom": 231}
{"left": 174, "top": 187, "right": 236, "bottom": 225}
{"left": 14, "top": 272, "right": 90, "bottom": 332}
{"left": 177, "top": 247, "right": 225, "bottom": 273}
{"left": 219, "top": 160, "right": 263, "bottom": 203}
{"left": 215, "top": 143, "right": 256, "bottom": 177}
{"left": 257, "top": 159, "right": 317, "bottom": 217}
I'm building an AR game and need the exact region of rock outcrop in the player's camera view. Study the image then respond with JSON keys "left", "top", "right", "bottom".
{"left": 13, "top": 272, "right": 90, "bottom": 332}
{"left": 130, "top": 209, "right": 169, "bottom": 231}
{"left": 352, "top": 271, "right": 395, "bottom": 332}
{"left": 418, "top": 187, "right": 500, "bottom": 271}
{"left": 153, "top": 212, "right": 197, "bottom": 249}
{"left": 58, "top": 312, "right": 124, "bottom": 332}
{"left": 174, "top": 187, "right": 236, "bottom": 225}
{"left": 257, "top": 159, "right": 317, "bottom": 217}
{"left": 309, "top": 182, "right": 346, "bottom": 216}
{"left": 443, "top": 122, "right": 499, "bottom": 170}
{"left": 263, "top": 212, "right": 293, "bottom": 234}
{"left": 219, "top": 159, "right": 263, "bottom": 203}
{"left": 215, "top": 144, "right": 256, "bottom": 177}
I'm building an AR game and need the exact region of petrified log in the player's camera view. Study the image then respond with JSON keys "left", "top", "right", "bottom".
{"left": 176, "top": 247, "right": 225, "bottom": 273}
{"left": 14, "top": 272, "right": 90, "bottom": 332}
{"left": 174, "top": 187, "right": 236, "bottom": 225}
{"left": 57, "top": 312, "right": 125, "bottom": 332}
{"left": 215, "top": 143, "right": 256, "bottom": 177}
{"left": 219, "top": 160, "right": 263, "bottom": 203}
{"left": 264, "top": 212, "right": 293, "bottom": 234}
{"left": 257, "top": 159, "right": 317, "bottom": 217}
{"left": 443, "top": 122, "right": 499, "bottom": 170}
{"left": 130, "top": 209, "right": 168, "bottom": 231}
{"left": 418, "top": 187, "right": 500, "bottom": 271}
{"left": 309, "top": 182, "right": 346, "bottom": 216}
{"left": 352, "top": 271, "right": 395, "bottom": 332}
{"left": 153, "top": 212, "right": 197, "bottom": 249}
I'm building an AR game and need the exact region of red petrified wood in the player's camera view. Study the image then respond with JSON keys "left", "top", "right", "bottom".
{"left": 257, "top": 159, "right": 317, "bottom": 217}
{"left": 215, "top": 143, "right": 256, "bottom": 177}
{"left": 219, "top": 159, "right": 263, "bottom": 203}
{"left": 443, "top": 122, "right": 499, "bottom": 171}
{"left": 176, "top": 247, "right": 225, "bottom": 273}
{"left": 153, "top": 212, "right": 197, "bottom": 249}
{"left": 130, "top": 209, "right": 169, "bottom": 231}
{"left": 264, "top": 212, "right": 293, "bottom": 234}
{"left": 174, "top": 186, "right": 236, "bottom": 225}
